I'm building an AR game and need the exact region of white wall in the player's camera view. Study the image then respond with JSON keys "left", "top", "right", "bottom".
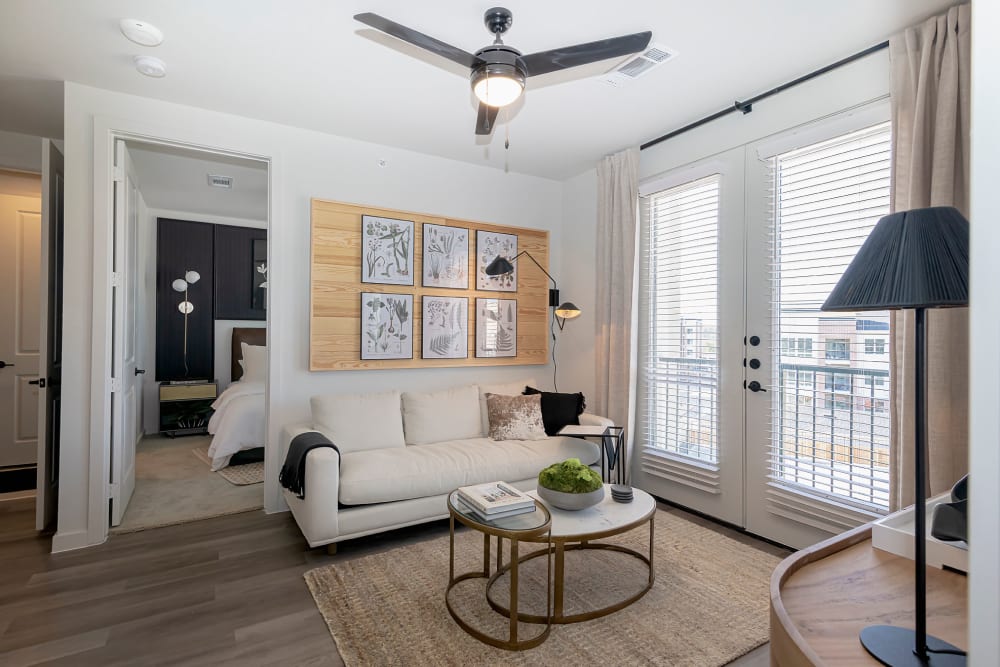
{"left": 59, "top": 82, "right": 564, "bottom": 550}
{"left": 0, "top": 129, "right": 42, "bottom": 173}
{"left": 968, "top": 1, "right": 1000, "bottom": 661}
{"left": 136, "top": 206, "right": 267, "bottom": 434}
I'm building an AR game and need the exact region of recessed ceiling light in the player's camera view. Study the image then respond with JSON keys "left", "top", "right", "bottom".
{"left": 134, "top": 55, "right": 166, "bottom": 78}
{"left": 120, "top": 19, "right": 164, "bottom": 47}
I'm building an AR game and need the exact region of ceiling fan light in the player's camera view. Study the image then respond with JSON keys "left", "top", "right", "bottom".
{"left": 471, "top": 64, "right": 525, "bottom": 107}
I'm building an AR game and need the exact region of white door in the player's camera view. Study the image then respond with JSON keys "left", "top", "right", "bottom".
{"left": 36, "top": 140, "right": 64, "bottom": 530}
{"left": 110, "top": 140, "right": 141, "bottom": 526}
{"left": 0, "top": 191, "right": 41, "bottom": 469}
{"left": 744, "top": 112, "right": 894, "bottom": 548}
{"left": 632, "top": 150, "right": 747, "bottom": 526}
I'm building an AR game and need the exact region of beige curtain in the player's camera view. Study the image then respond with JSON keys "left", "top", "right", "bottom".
{"left": 594, "top": 147, "right": 639, "bottom": 436}
{"left": 888, "top": 3, "right": 971, "bottom": 510}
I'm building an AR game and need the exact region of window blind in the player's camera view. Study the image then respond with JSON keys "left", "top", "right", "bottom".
{"left": 638, "top": 174, "right": 721, "bottom": 464}
{"left": 767, "top": 122, "right": 892, "bottom": 509}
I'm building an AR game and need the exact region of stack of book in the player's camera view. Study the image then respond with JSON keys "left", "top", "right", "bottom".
{"left": 456, "top": 481, "right": 536, "bottom": 522}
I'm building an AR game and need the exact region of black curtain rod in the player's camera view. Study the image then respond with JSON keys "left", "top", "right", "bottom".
{"left": 640, "top": 40, "right": 890, "bottom": 151}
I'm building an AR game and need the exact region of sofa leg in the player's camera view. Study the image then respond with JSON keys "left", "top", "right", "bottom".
{"left": 326, "top": 543, "right": 338, "bottom": 556}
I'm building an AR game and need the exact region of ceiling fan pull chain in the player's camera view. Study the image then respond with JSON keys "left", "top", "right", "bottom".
{"left": 505, "top": 108, "right": 510, "bottom": 150}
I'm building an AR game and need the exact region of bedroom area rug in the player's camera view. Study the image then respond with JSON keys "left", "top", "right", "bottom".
{"left": 304, "top": 508, "right": 782, "bottom": 666}
{"left": 192, "top": 446, "right": 265, "bottom": 485}
{"left": 110, "top": 435, "right": 264, "bottom": 534}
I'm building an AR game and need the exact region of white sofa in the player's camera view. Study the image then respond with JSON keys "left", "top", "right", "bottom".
{"left": 281, "top": 380, "right": 611, "bottom": 548}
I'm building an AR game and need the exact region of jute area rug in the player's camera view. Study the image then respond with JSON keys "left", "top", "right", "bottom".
{"left": 192, "top": 446, "right": 265, "bottom": 485}
{"left": 304, "top": 508, "right": 781, "bottom": 666}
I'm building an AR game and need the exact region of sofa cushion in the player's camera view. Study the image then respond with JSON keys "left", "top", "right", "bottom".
{"left": 486, "top": 393, "right": 547, "bottom": 441}
{"left": 402, "top": 385, "right": 482, "bottom": 445}
{"left": 338, "top": 436, "right": 601, "bottom": 505}
{"left": 523, "top": 386, "right": 586, "bottom": 436}
{"left": 310, "top": 390, "right": 405, "bottom": 454}
{"left": 477, "top": 378, "right": 536, "bottom": 436}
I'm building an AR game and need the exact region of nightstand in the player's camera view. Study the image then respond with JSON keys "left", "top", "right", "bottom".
{"left": 159, "top": 381, "right": 217, "bottom": 437}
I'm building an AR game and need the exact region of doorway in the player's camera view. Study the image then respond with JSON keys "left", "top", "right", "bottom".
{"left": 107, "top": 139, "right": 270, "bottom": 534}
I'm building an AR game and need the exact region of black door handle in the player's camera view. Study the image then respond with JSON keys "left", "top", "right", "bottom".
{"left": 747, "top": 380, "right": 767, "bottom": 393}
{"left": 0, "top": 360, "right": 13, "bottom": 369}
{"left": 135, "top": 368, "right": 146, "bottom": 376}
{"left": 28, "top": 378, "right": 46, "bottom": 388}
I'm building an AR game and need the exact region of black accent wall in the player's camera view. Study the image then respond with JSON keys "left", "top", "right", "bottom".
{"left": 214, "top": 225, "right": 268, "bottom": 320}
{"left": 156, "top": 219, "right": 215, "bottom": 381}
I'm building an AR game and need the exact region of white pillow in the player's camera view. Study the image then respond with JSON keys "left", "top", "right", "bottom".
{"left": 401, "top": 385, "right": 481, "bottom": 445}
{"left": 477, "top": 378, "right": 536, "bottom": 436}
{"left": 240, "top": 343, "right": 267, "bottom": 382}
{"left": 311, "top": 390, "right": 405, "bottom": 454}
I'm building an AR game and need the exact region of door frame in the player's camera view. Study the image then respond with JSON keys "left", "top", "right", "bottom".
{"left": 80, "top": 116, "right": 281, "bottom": 550}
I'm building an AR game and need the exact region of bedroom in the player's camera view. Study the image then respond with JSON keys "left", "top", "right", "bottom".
{"left": 110, "top": 140, "right": 270, "bottom": 532}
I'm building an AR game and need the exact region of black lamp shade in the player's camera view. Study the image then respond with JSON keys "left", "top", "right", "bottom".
{"left": 484, "top": 256, "right": 515, "bottom": 276}
{"left": 822, "top": 206, "right": 969, "bottom": 312}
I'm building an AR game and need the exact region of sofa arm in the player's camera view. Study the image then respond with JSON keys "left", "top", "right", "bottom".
{"left": 579, "top": 413, "right": 614, "bottom": 430}
{"left": 281, "top": 428, "right": 341, "bottom": 547}
{"left": 280, "top": 423, "right": 316, "bottom": 459}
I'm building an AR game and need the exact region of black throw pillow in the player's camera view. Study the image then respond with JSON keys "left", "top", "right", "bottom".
{"left": 523, "top": 386, "right": 586, "bottom": 436}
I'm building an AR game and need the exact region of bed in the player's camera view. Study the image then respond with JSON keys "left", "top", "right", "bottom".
{"left": 206, "top": 327, "right": 266, "bottom": 471}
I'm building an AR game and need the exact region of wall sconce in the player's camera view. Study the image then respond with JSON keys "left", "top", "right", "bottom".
{"left": 484, "top": 252, "right": 581, "bottom": 329}
{"left": 172, "top": 270, "right": 201, "bottom": 377}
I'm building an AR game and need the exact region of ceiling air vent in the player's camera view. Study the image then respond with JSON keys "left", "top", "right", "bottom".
{"left": 601, "top": 43, "right": 676, "bottom": 87}
{"left": 207, "top": 174, "right": 233, "bottom": 189}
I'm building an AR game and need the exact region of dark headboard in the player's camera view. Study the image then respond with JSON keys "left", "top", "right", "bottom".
{"left": 232, "top": 327, "right": 267, "bottom": 382}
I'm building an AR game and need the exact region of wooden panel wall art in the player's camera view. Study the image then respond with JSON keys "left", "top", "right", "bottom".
{"left": 310, "top": 199, "right": 550, "bottom": 370}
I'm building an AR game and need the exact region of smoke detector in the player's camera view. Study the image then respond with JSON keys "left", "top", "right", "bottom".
{"left": 120, "top": 19, "right": 164, "bottom": 47}
{"left": 207, "top": 174, "right": 234, "bottom": 189}
{"left": 601, "top": 43, "right": 677, "bottom": 87}
{"left": 134, "top": 55, "right": 166, "bottom": 78}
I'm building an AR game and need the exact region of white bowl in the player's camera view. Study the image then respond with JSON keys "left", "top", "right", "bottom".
{"left": 537, "top": 484, "right": 605, "bottom": 511}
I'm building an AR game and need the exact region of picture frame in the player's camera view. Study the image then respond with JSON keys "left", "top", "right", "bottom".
{"left": 361, "top": 292, "right": 413, "bottom": 360}
{"left": 475, "top": 298, "right": 517, "bottom": 358}
{"left": 476, "top": 230, "right": 517, "bottom": 292}
{"left": 422, "top": 296, "right": 469, "bottom": 359}
{"left": 361, "top": 215, "right": 415, "bottom": 286}
{"left": 422, "top": 223, "right": 469, "bottom": 289}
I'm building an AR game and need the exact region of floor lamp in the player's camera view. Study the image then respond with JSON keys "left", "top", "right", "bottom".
{"left": 821, "top": 206, "right": 968, "bottom": 666}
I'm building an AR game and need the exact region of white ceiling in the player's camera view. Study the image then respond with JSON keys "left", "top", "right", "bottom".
{"left": 0, "top": 1, "right": 955, "bottom": 180}
{"left": 127, "top": 142, "right": 268, "bottom": 221}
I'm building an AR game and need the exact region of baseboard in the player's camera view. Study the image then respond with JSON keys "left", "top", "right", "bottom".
{"left": 51, "top": 528, "right": 99, "bottom": 553}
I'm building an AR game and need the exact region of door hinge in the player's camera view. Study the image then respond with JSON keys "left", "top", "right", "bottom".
{"left": 111, "top": 272, "right": 122, "bottom": 288}
{"left": 108, "top": 482, "right": 119, "bottom": 499}
{"left": 110, "top": 378, "right": 122, "bottom": 393}
{"left": 113, "top": 165, "right": 125, "bottom": 183}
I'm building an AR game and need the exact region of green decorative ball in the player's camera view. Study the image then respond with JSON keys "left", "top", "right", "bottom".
{"left": 538, "top": 458, "right": 603, "bottom": 494}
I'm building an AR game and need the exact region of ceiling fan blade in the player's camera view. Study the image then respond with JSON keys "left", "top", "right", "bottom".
{"left": 354, "top": 13, "right": 484, "bottom": 69}
{"left": 519, "top": 31, "right": 652, "bottom": 77}
{"left": 475, "top": 103, "right": 500, "bottom": 136}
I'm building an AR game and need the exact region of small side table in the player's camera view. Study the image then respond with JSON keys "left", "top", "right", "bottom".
{"left": 557, "top": 424, "right": 626, "bottom": 483}
{"left": 159, "top": 381, "right": 217, "bottom": 437}
{"left": 446, "top": 491, "right": 553, "bottom": 651}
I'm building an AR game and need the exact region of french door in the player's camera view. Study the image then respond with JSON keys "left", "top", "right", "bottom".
{"left": 635, "top": 103, "right": 893, "bottom": 548}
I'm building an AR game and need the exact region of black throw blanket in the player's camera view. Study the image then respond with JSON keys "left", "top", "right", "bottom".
{"left": 279, "top": 431, "right": 340, "bottom": 499}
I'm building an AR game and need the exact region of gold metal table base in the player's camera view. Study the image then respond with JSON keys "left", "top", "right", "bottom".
{"left": 485, "top": 516, "right": 655, "bottom": 624}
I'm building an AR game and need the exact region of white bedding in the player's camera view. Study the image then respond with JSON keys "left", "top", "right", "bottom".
{"left": 207, "top": 380, "right": 265, "bottom": 471}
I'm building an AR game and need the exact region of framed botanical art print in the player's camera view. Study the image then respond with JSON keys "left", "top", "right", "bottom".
{"left": 362, "top": 215, "right": 414, "bottom": 286}
{"left": 422, "top": 296, "right": 468, "bottom": 359}
{"left": 422, "top": 223, "right": 469, "bottom": 289}
{"left": 475, "top": 298, "right": 517, "bottom": 358}
{"left": 361, "top": 293, "right": 413, "bottom": 360}
{"left": 476, "top": 230, "right": 517, "bottom": 292}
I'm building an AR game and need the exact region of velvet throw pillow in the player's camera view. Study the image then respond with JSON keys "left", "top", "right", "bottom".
{"left": 523, "top": 387, "right": 586, "bottom": 436}
{"left": 485, "top": 393, "right": 547, "bottom": 441}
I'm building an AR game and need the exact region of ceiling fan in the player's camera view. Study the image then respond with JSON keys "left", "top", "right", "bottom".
{"left": 354, "top": 7, "right": 652, "bottom": 136}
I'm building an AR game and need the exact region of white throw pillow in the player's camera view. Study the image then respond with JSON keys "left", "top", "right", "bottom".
{"left": 240, "top": 343, "right": 267, "bottom": 382}
{"left": 310, "top": 390, "right": 405, "bottom": 454}
{"left": 485, "top": 393, "right": 547, "bottom": 441}
{"left": 401, "top": 385, "right": 481, "bottom": 445}
{"left": 477, "top": 378, "right": 536, "bottom": 436}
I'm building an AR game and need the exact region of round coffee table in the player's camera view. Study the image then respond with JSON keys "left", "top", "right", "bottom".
{"left": 487, "top": 485, "right": 656, "bottom": 624}
{"left": 446, "top": 491, "right": 553, "bottom": 651}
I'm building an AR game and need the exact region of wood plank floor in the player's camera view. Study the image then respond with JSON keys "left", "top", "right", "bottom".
{"left": 0, "top": 496, "right": 784, "bottom": 666}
